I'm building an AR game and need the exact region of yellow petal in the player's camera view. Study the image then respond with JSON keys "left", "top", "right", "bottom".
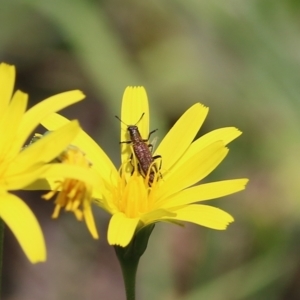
{"left": 7, "top": 120, "right": 81, "bottom": 175}
{"left": 173, "top": 127, "right": 241, "bottom": 173}
{"left": 155, "top": 103, "right": 209, "bottom": 172}
{"left": 41, "top": 113, "right": 119, "bottom": 185}
{"left": 121, "top": 86, "right": 149, "bottom": 138}
{"left": 17, "top": 90, "right": 85, "bottom": 149}
{"left": 0, "top": 63, "right": 15, "bottom": 115}
{"left": 83, "top": 203, "right": 99, "bottom": 239}
{"left": 4, "top": 165, "right": 49, "bottom": 190}
{"left": 157, "top": 141, "right": 229, "bottom": 199}
{"left": 159, "top": 179, "right": 249, "bottom": 208}
{"left": 22, "top": 178, "right": 51, "bottom": 190}
{"left": 141, "top": 209, "right": 176, "bottom": 225}
{"left": 165, "top": 204, "right": 234, "bottom": 230}
{"left": 108, "top": 212, "right": 139, "bottom": 246}
{"left": 120, "top": 86, "right": 149, "bottom": 165}
{"left": 0, "top": 91, "right": 28, "bottom": 157}
{"left": 196, "top": 127, "right": 242, "bottom": 147}
{"left": 39, "top": 111, "right": 70, "bottom": 129}
{"left": 0, "top": 192, "right": 46, "bottom": 263}
{"left": 40, "top": 164, "right": 103, "bottom": 187}
{"left": 8, "top": 164, "right": 102, "bottom": 193}
{"left": 67, "top": 132, "right": 119, "bottom": 186}
{"left": 24, "top": 176, "right": 103, "bottom": 200}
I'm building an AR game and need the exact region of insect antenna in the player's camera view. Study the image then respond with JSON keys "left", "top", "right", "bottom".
{"left": 115, "top": 115, "right": 128, "bottom": 126}
{"left": 115, "top": 113, "right": 145, "bottom": 126}
{"left": 134, "top": 113, "right": 145, "bottom": 125}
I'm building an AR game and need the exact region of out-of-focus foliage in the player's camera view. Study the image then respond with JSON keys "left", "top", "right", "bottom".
{"left": 1, "top": 0, "right": 300, "bottom": 299}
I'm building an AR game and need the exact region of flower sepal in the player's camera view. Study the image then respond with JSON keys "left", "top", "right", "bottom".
{"left": 115, "top": 223, "right": 155, "bottom": 259}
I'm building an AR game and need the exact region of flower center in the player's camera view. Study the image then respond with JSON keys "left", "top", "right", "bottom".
{"left": 111, "top": 158, "right": 160, "bottom": 218}
{"left": 42, "top": 145, "right": 92, "bottom": 220}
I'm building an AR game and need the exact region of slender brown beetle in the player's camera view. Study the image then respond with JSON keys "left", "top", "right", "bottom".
{"left": 115, "top": 113, "right": 161, "bottom": 185}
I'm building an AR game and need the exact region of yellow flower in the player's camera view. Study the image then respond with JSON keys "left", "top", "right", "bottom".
{"left": 0, "top": 62, "right": 85, "bottom": 263}
{"left": 41, "top": 86, "right": 248, "bottom": 248}
{"left": 34, "top": 116, "right": 113, "bottom": 239}
{"left": 41, "top": 145, "right": 99, "bottom": 239}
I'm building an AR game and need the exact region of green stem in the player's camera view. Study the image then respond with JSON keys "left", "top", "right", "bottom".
{"left": 114, "top": 224, "right": 155, "bottom": 300}
{"left": 0, "top": 219, "right": 4, "bottom": 299}
{"left": 114, "top": 246, "right": 140, "bottom": 300}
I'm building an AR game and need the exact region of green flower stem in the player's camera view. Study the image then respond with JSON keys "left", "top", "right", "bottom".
{"left": 114, "top": 245, "right": 139, "bottom": 300}
{"left": 0, "top": 219, "right": 4, "bottom": 299}
{"left": 114, "top": 224, "right": 155, "bottom": 300}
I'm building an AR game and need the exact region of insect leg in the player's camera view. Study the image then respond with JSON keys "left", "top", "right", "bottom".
{"left": 119, "top": 140, "right": 132, "bottom": 144}
{"left": 142, "top": 129, "right": 158, "bottom": 142}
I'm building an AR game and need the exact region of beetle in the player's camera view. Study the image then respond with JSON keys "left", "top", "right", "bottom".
{"left": 115, "top": 113, "right": 162, "bottom": 185}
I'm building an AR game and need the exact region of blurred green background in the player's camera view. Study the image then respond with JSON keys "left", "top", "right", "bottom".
{"left": 2, "top": 0, "right": 300, "bottom": 299}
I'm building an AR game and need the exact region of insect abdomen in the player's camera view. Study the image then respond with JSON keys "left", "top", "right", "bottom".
{"left": 132, "top": 141, "right": 154, "bottom": 176}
